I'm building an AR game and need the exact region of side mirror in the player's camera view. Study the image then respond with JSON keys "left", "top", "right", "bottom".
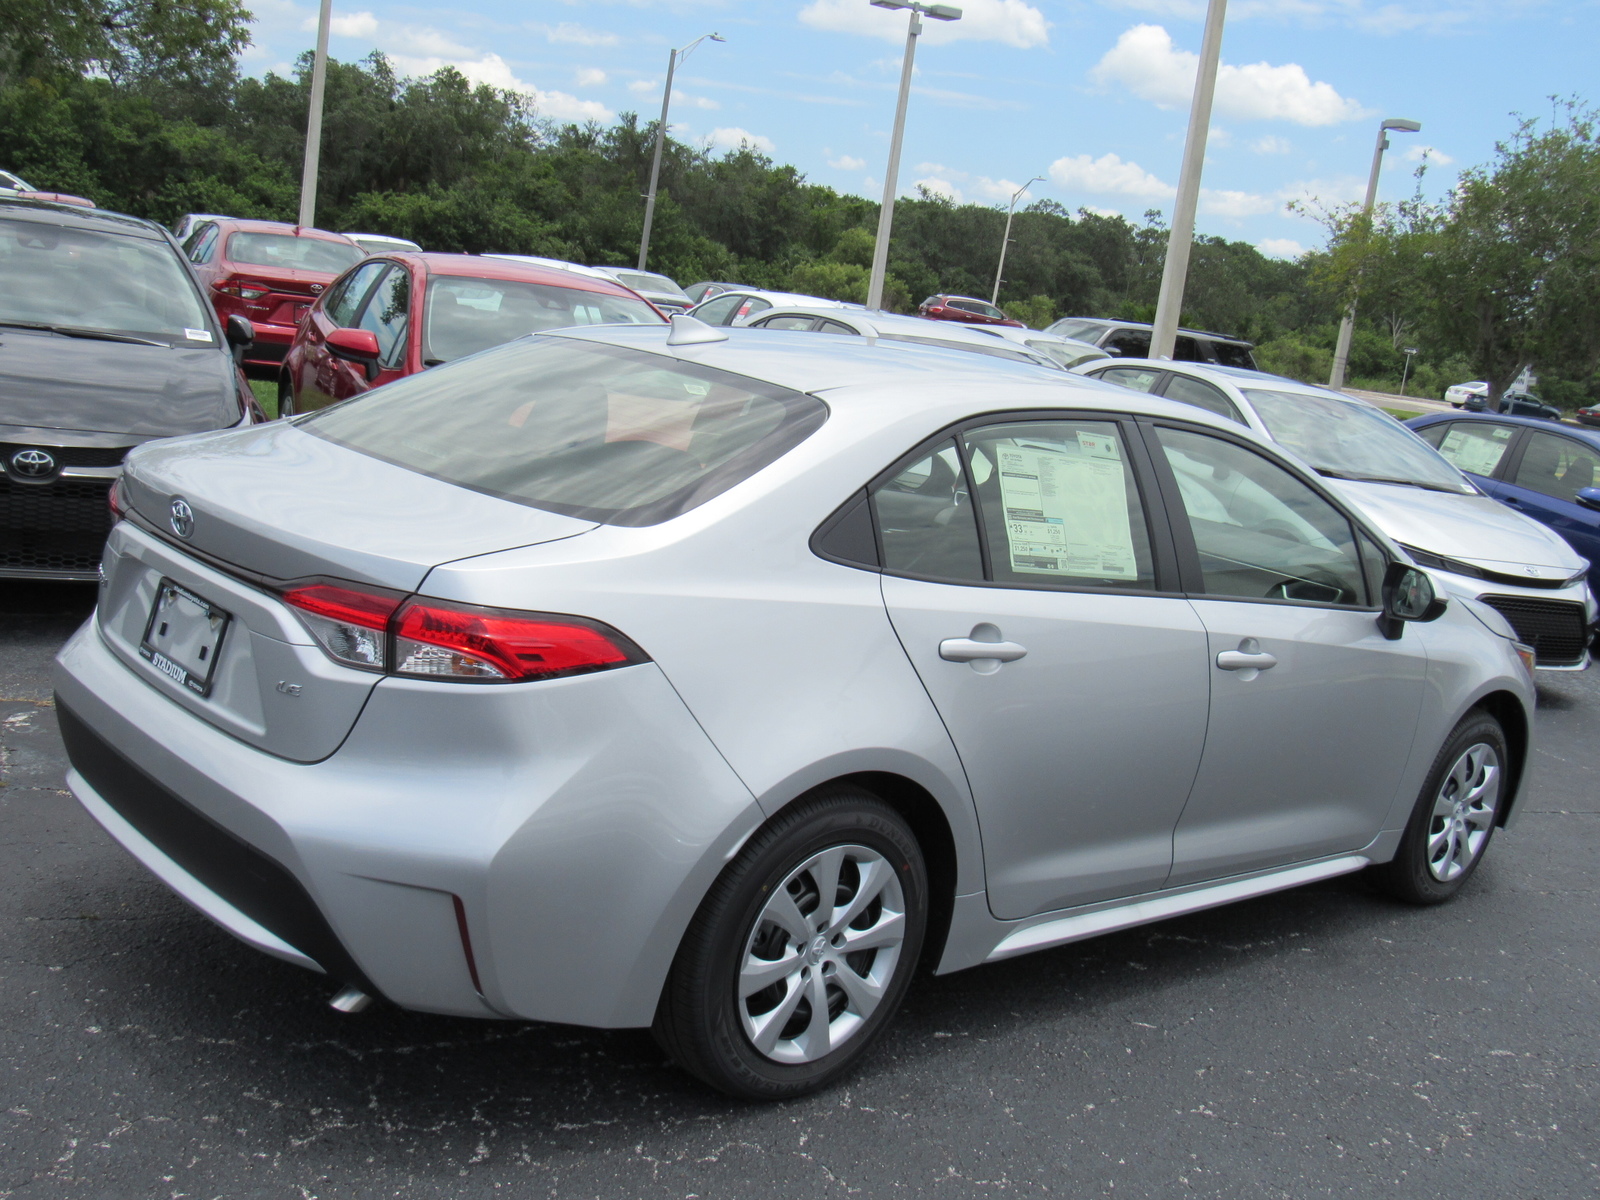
{"left": 1102, "top": 345, "right": 1124, "bottom": 356}
{"left": 1378, "top": 561, "right": 1448, "bottom": 640}
{"left": 1576, "top": 486, "right": 1600, "bottom": 513}
{"left": 326, "top": 327, "right": 382, "bottom": 382}
{"left": 224, "top": 314, "right": 254, "bottom": 365}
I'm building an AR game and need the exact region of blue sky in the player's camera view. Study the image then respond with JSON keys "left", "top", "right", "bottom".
{"left": 239, "top": 0, "right": 1599, "bottom": 259}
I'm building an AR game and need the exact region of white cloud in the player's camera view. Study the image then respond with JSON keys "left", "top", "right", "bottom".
{"left": 1258, "top": 237, "right": 1307, "bottom": 258}
{"left": 1401, "top": 143, "right": 1454, "bottom": 165}
{"left": 829, "top": 154, "right": 867, "bottom": 170}
{"left": 627, "top": 79, "right": 654, "bottom": 94}
{"left": 531, "top": 22, "right": 620, "bottom": 47}
{"left": 629, "top": 79, "right": 719, "bottom": 109}
{"left": 388, "top": 52, "right": 613, "bottom": 121}
{"left": 798, "top": 0, "right": 1051, "bottom": 48}
{"left": 390, "top": 27, "right": 475, "bottom": 58}
{"left": 1251, "top": 134, "right": 1293, "bottom": 155}
{"left": 1049, "top": 151, "right": 1174, "bottom": 198}
{"left": 301, "top": 9, "right": 378, "bottom": 38}
{"left": 914, "top": 177, "right": 963, "bottom": 202}
{"left": 1200, "top": 188, "right": 1278, "bottom": 217}
{"left": 707, "top": 127, "right": 775, "bottom": 153}
{"left": 913, "top": 163, "right": 1041, "bottom": 203}
{"left": 575, "top": 67, "right": 607, "bottom": 88}
{"left": 1100, "top": 0, "right": 1473, "bottom": 35}
{"left": 1092, "top": 24, "right": 1369, "bottom": 126}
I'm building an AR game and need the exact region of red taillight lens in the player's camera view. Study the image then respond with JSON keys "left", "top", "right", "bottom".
{"left": 215, "top": 280, "right": 271, "bottom": 300}
{"left": 392, "top": 600, "right": 646, "bottom": 682}
{"left": 108, "top": 477, "right": 127, "bottom": 522}
{"left": 282, "top": 582, "right": 404, "bottom": 672}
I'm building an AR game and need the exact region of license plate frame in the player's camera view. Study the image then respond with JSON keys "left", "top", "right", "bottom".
{"left": 139, "top": 578, "right": 232, "bottom": 697}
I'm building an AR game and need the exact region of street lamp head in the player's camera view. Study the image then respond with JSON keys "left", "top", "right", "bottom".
{"left": 925, "top": 3, "right": 963, "bottom": 18}
{"left": 1382, "top": 118, "right": 1422, "bottom": 133}
{"left": 870, "top": 0, "right": 914, "bottom": 8}
{"left": 709, "top": 32, "right": 726, "bottom": 42}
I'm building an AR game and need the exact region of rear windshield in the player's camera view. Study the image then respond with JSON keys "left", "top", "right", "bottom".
{"left": 226, "top": 232, "right": 363, "bottom": 273}
{"left": 423, "top": 275, "right": 663, "bottom": 363}
{"left": 0, "top": 217, "right": 213, "bottom": 345}
{"left": 304, "top": 337, "right": 828, "bottom": 525}
{"left": 1046, "top": 319, "right": 1106, "bottom": 342}
{"left": 612, "top": 271, "right": 689, "bottom": 301}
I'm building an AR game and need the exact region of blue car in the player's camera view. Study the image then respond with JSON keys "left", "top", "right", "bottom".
{"left": 1407, "top": 411, "right": 1600, "bottom": 595}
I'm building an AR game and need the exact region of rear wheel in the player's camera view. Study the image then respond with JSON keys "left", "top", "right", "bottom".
{"left": 277, "top": 375, "right": 296, "bottom": 419}
{"left": 653, "top": 788, "right": 927, "bottom": 1100}
{"left": 1372, "top": 711, "right": 1506, "bottom": 904}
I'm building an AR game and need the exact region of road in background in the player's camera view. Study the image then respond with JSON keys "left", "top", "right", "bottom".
{"left": 3, "top": 581, "right": 1596, "bottom": 1199}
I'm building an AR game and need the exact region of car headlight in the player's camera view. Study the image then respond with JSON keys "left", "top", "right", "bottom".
{"left": 1398, "top": 544, "right": 1488, "bottom": 581}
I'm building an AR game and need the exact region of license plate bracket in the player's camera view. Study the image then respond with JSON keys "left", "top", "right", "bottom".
{"left": 139, "top": 578, "right": 231, "bottom": 697}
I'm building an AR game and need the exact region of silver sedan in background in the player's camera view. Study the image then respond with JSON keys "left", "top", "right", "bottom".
{"left": 1080, "top": 358, "right": 1596, "bottom": 668}
{"left": 56, "top": 318, "right": 1534, "bottom": 1100}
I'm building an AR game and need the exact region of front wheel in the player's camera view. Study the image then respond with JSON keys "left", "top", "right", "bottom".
{"left": 1371, "top": 710, "right": 1507, "bottom": 904}
{"left": 277, "top": 375, "right": 297, "bottom": 419}
{"left": 653, "top": 788, "right": 927, "bottom": 1100}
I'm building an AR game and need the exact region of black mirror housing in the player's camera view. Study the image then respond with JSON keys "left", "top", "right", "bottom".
{"left": 1378, "top": 561, "right": 1448, "bottom": 640}
{"left": 224, "top": 315, "right": 254, "bottom": 364}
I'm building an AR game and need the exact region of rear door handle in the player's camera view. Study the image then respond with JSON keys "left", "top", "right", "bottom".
{"left": 940, "top": 637, "right": 1028, "bottom": 663}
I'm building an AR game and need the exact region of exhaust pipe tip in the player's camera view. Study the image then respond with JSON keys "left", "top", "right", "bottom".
{"left": 329, "top": 985, "right": 372, "bottom": 1013}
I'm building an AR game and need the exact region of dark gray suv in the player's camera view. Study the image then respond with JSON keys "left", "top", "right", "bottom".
{"left": 1044, "top": 317, "right": 1257, "bottom": 369}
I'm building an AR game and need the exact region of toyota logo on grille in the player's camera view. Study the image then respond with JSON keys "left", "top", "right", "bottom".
{"left": 10, "top": 448, "right": 55, "bottom": 477}
{"left": 169, "top": 498, "right": 195, "bottom": 539}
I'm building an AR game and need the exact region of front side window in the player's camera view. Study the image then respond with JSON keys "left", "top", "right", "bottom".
{"left": 967, "top": 420, "right": 1156, "bottom": 589}
{"left": 324, "top": 260, "right": 388, "bottom": 328}
{"left": 1162, "top": 373, "right": 1245, "bottom": 424}
{"left": 870, "top": 441, "right": 983, "bottom": 582}
{"left": 1105, "top": 329, "right": 1151, "bottom": 358}
{"left": 355, "top": 265, "right": 410, "bottom": 366}
{"left": 1156, "top": 426, "right": 1367, "bottom": 606}
{"left": 691, "top": 294, "right": 744, "bottom": 325}
{"left": 306, "top": 337, "right": 826, "bottom": 526}
{"left": 422, "top": 276, "right": 660, "bottom": 365}
{"left": 1513, "top": 432, "right": 1600, "bottom": 502}
{"left": 1173, "top": 336, "right": 1201, "bottom": 361}
{"left": 0, "top": 218, "right": 213, "bottom": 344}
{"left": 1420, "top": 421, "right": 1514, "bottom": 477}
{"left": 226, "top": 232, "right": 364, "bottom": 274}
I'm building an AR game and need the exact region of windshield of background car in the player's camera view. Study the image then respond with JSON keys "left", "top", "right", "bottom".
{"left": 0, "top": 218, "right": 214, "bottom": 345}
{"left": 422, "top": 275, "right": 664, "bottom": 363}
{"left": 226, "top": 232, "right": 363, "bottom": 273}
{"left": 613, "top": 271, "right": 690, "bottom": 301}
{"left": 304, "top": 336, "right": 828, "bottom": 525}
{"left": 1245, "top": 389, "right": 1473, "bottom": 493}
{"left": 1047, "top": 319, "right": 1105, "bottom": 342}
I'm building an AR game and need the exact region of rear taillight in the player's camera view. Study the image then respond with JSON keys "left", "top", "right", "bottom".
{"left": 282, "top": 582, "right": 403, "bottom": 672}
{"left": 214, "top": 280, "right": 272, "bottom": 300}
{"left": 108, "top": 477, "right": 127, "bottom": 522}
{"left": 281, "top": 583, "right": 647, "bottom": 683}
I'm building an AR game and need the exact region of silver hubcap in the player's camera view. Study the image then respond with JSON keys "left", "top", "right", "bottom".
{"left": 1427, "top": 742, "right": 1500, "bottom": 882}
{"left": 738, "top": 844, "right": 906, "bottom": 1065}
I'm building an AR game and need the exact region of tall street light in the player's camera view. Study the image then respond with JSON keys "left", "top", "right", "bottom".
{"left": 638, "top": 32, "right": 725, "bottom": 272}
{"left": 1327, "top": 117, "right": 1422, "bottom": 389}
{"left": 992, "top": 175, "right": 1044, "bottom": 305}
{"left": 865, "top": 0, "right": 962, "bottom": 311}
{"left": 297, "top": 0, "right": 333, "bottom": 228}
{"left": 1149, "top": 0, "right": 1226, "bottom": 361}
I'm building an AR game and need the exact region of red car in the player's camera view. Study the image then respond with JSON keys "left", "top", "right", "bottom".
{"left": 917, "top": 294, "right": 1025, "bottom": 328}
{"left": 181, "top": 218, "right": 366, "bottom": 376}
{"left": 278, "top": 253, "right": 667, "bottom": 414}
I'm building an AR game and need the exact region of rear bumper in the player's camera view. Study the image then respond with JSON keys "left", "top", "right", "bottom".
{"left": 53, "top": 616, "right": 762, "bottom": 1026}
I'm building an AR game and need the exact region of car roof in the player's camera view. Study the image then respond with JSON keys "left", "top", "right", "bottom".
{"left": 1059, "top": 317, "right": 1254, "bottom": 345}
{"left": 0, "top": 197, "right": 171, "bottom": 241}
{"left": 1085, "top": 356, "right": 1336, "bottom": 396}
{"left": 209, "top": 218, "right": 357, "bottom": 244}
{"left": 1408, "top": 410, "right": 1600, "bottom": 442}
{"left": 384, "top": 252, "right": 659, "bottom": 297}
{"left": 754, "top": 307, "right": 1039, "bottom": 344}
{"left": 700, "top": 287, "right": 847, "bottom": 306}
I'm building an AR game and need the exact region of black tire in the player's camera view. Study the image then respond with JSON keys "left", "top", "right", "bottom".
{"left": 277, "top": 376, "right": 296, "bottom": 419}
{"left": 1371, "top": 710, "right": 1507, "bottom": 905}
{"left": 653, "top": 787, "right": 928, "bottom": 1101}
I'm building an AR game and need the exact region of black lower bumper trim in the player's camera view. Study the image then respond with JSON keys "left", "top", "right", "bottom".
{"left": 56, "top": 701, "right": 380, "bottom": 997}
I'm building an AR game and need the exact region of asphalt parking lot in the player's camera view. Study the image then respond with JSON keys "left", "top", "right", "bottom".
{"left": 3, "top": 581, "right": 1597, "bottom": 1200}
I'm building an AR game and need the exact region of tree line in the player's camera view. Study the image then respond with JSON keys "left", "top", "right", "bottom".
{"left": 2, "top": 0, "right": 1593, "bottom": 406}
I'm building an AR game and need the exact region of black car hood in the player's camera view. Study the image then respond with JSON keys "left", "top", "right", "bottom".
{"left": 0, "top": 327, "right": 240, "bottom": 436}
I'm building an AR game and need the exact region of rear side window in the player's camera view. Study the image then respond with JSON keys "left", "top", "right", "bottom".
{"left": 1162, "top": 373, "right": 1244, "bottom": 424}
{"left": 1426, "top": 421, "right": 1514, "bottom": 477}
{"left": 1096, "top": 367, "right": 1161, "bottom": 392}
{"left": 1105, "top": 329, "right": 1150, "bottom": 357}
{"left": 305, "top": 337, "right": 827, "bottom": 526}
{"left": 1210, "top": 341, "right": 1256, "bottom": 369}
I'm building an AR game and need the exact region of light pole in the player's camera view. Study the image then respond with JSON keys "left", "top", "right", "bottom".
{"left": 296, "top": 0, "right": 333, "bottom": 228}
{"left": 992, "top": 175, "right": 1044, "bottom": 306}
{"left": 1149, "top": 0, "right": 1226, "bottom": 361}
{"left": 1328, "top": 117, "right": 1422, "bottom": 389}
{"left": 865, "top": 0, "right": 962, "bottom": 311}
{"left": 638, "top": 31, "right": 725, "bottom": 272}
{"left": 1399, "top": 346, "right": 1418, "bottom": 396}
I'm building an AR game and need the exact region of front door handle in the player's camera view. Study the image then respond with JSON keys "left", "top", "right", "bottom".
{"left": 940, "top": 637, "right": 1028, "bottom": 663}
{"left": 1216, "top": 650, "right": 1278, "bottom": 671}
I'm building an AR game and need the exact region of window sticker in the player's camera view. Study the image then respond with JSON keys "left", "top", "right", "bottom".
{"left": 995, "top": 440, "right": 1138, "bottom": 579}
{"left": 1438, "top": 427, "right": 1508, "bottom": 476}
{"left": 184, "top": 328, "right": 213, "bottom": 342}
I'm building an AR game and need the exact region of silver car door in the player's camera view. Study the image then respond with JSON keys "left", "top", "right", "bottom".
{"left": 875, "top": 418, "right": 1211, "bottom": 920}
{"left": 1146, "top": 422, "right": 1427, "bottom": 886}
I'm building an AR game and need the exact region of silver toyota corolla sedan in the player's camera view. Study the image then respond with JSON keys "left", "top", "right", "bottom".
{"left": 56, "top": 317, "right": 1536, "bottom": 1100}
{"left": 1078, "top": 359, "right": 1597, "bottom": 668}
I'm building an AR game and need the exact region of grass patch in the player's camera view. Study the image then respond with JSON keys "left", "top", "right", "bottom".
{"left": 249, "top": 378, "right": 278, "bottom": 419}
{"left": 1380, "top": 407, "right": 1418, "bottom": 421}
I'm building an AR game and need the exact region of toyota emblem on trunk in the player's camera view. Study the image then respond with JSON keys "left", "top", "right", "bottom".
{"left": 310, "top": 283, "right": 324, "bottom": 293}
{"left": 10, "top": 448, "right": 55, "bottom": 477}
{"left": 169, "top": 498, "right": 195, "bottom": 538}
